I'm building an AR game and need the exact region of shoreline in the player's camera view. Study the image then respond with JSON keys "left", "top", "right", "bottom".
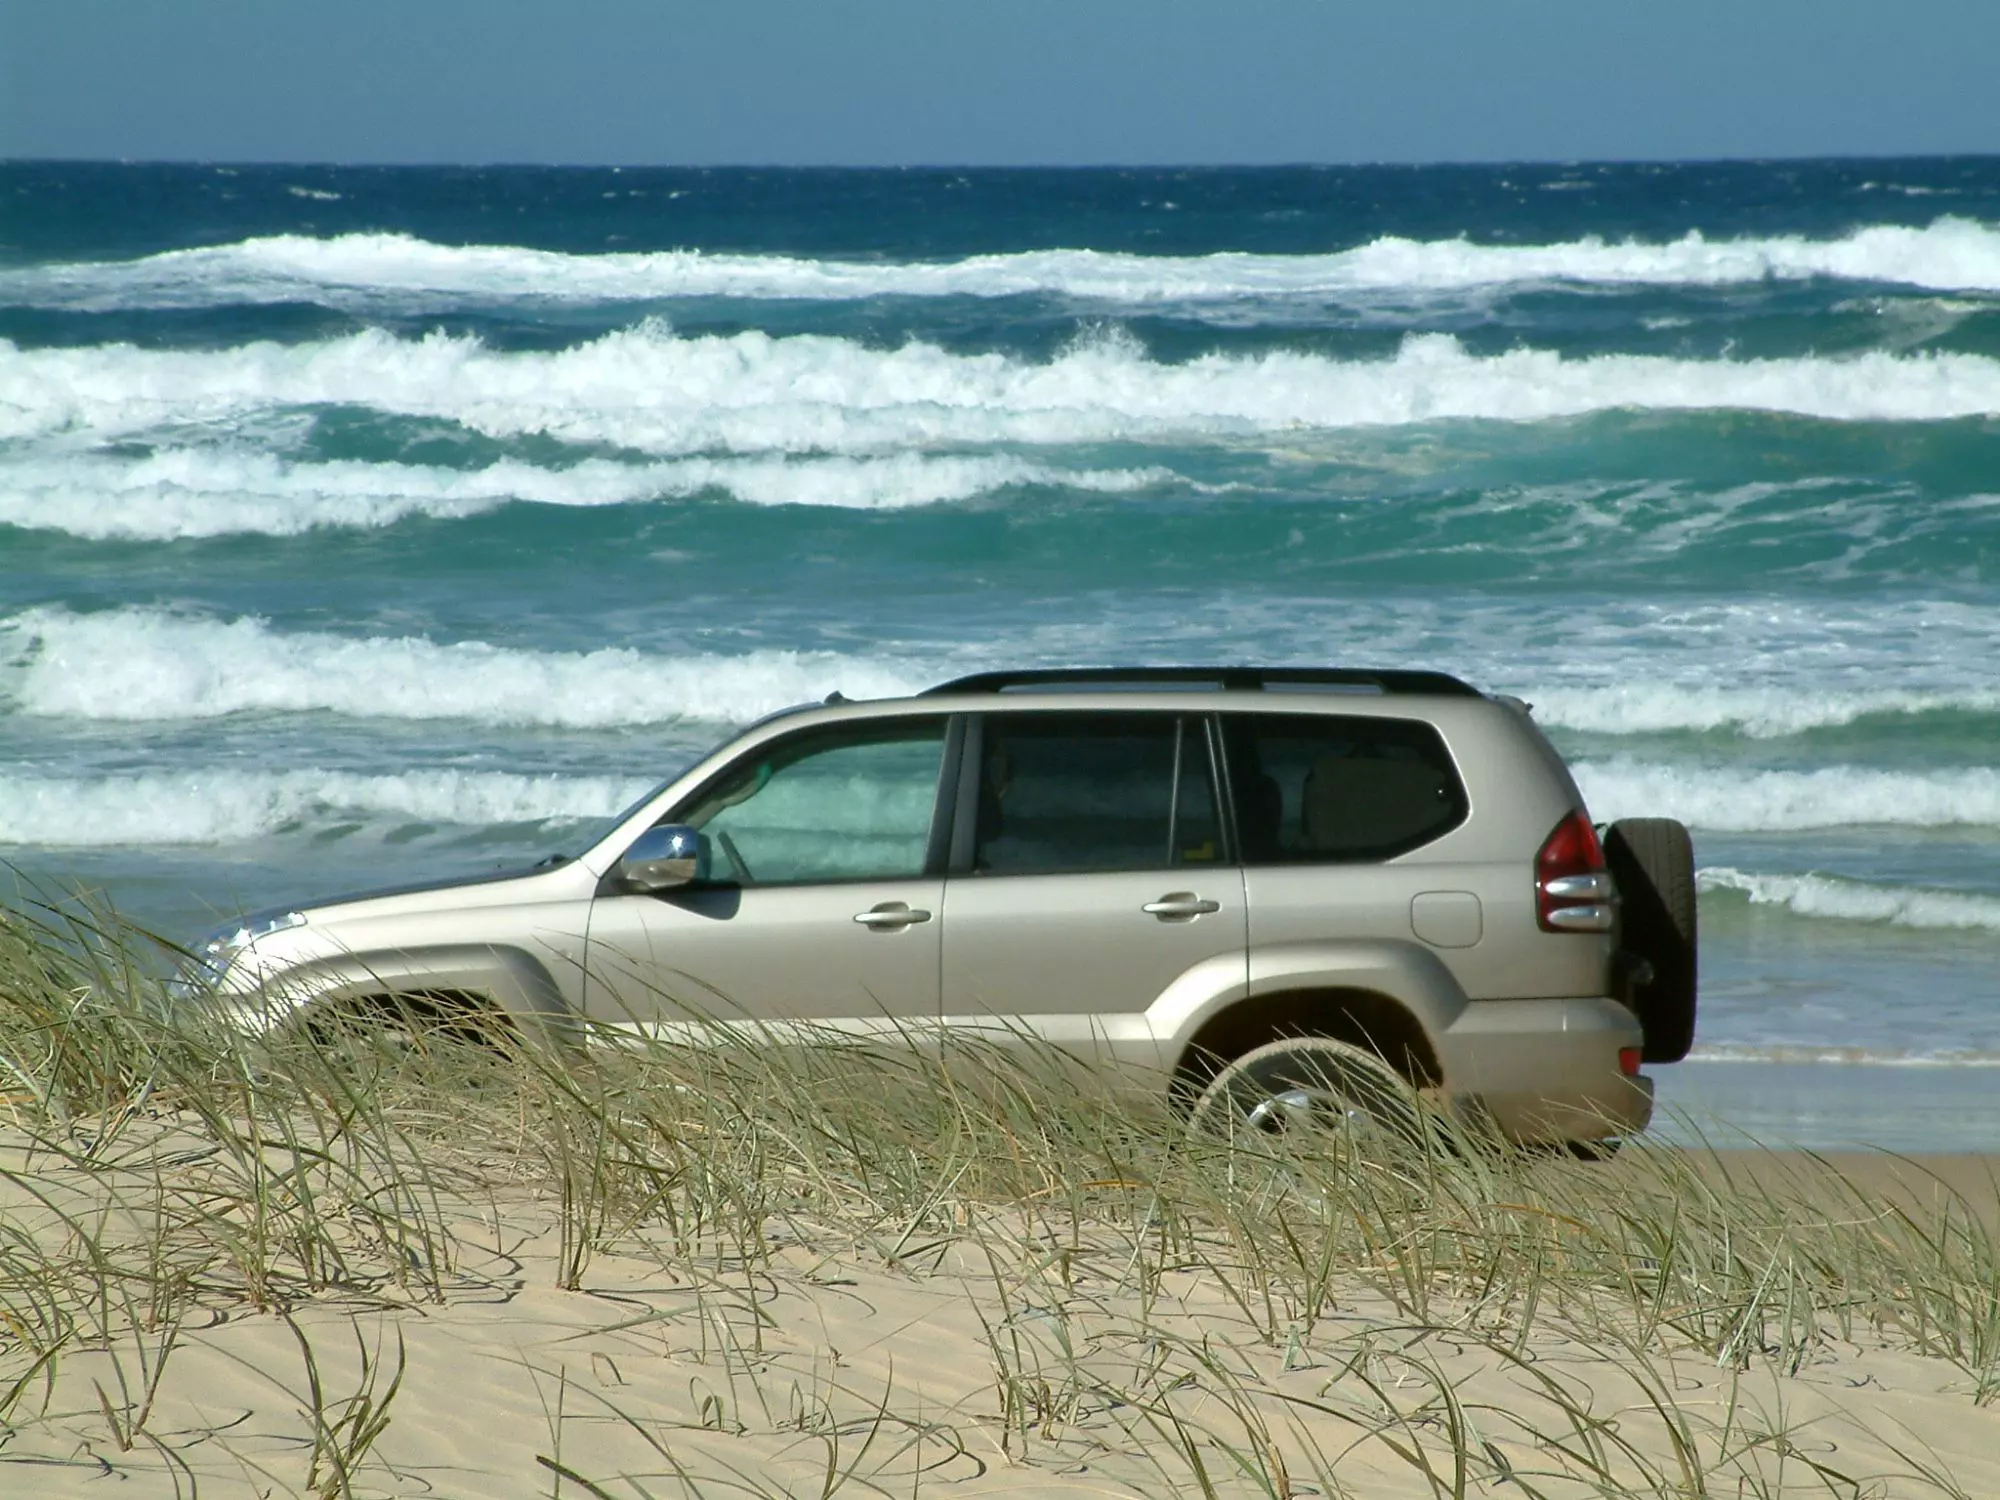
{"left": 1649, "top": 1056, "right": 2000, "bottom": 1154}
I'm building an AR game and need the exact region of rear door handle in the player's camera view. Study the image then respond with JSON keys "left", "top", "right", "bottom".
{"left": 1142, "top": 893, "right": 1221, "bottom": 921}
{"left": 854, "top": 902, "right": 932, "bottom": 930}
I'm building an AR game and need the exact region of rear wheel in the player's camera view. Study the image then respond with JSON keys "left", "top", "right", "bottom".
{"left": 1189, "top": 1036, "right": 1420, "bottom": 1143}
{"left": 1603, "top": 817, "right": 1698, "bottom": 1064}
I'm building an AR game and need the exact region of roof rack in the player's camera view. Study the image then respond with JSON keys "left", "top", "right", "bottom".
{"left": 919, "top": 666, "right": 1483, "bottom": 697}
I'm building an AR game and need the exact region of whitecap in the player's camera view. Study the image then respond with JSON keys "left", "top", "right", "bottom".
{"left": 1697, "top": 866, "right": 2000, "bottom": 934}
{"left": 7, "top": 325, "right": 2000, "bottom": 453}
{"left": 0, "top": 448, "right": 1189, "bottom": 540}
{"left": 1536, "top": 682, "right": 2000, "bottom": 738}
{"left": 1689, "top": 1042, "right": 2000, "bottom": 1066}
{"left": 0, "top": 767, "right": 651, "bottom": 847}
{"left": 1575, "top": 759, "right": 2000, "bottom": 831}
{"left": 0, "top": 606, "right": 929, "bottom": 726}
{"left": 11, "top": 218, "right": 2000, "bottom": 311}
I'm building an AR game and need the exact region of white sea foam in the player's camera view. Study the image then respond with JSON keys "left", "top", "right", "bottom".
{"left": 1698, "top": 866, "right": 2000, "bottom": 934}
{"left": 10, "top": 219, "right": 2000, "bottom": 310}
{"left": 1575, "top": 759, "right": 2000, "bottom": 831}
{"left": 1688, "top": 1042, "right": 2000, "bottom": 1066}
{"left": 7, "top": 326, "right": 2000, "bottom": 453}
{"left": 10, "top": 599, "right": 1987, "bottom": 742}
{"left": 1535, "top": 682, "right": 2000, "bottom": 738}
{"left": 0, "top": 768, "right": 651, "bottom": 847}
{"left": 0, "top": 607, "right": 926, "bottom": 726}
{"left": 0, "top": 448, "right": 1183, "bottom": 539}
{"left": 1480, "top": 599, "right": 2000, "bottom": 738}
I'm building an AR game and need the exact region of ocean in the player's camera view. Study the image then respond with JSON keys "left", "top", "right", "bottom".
{"left": 4, "top": 158, "right": 1998, "bottom": 1149}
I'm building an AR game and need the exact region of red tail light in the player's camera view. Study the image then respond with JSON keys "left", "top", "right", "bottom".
{"left": 1536, "top": 810, "right": 1614, "bottom": 932}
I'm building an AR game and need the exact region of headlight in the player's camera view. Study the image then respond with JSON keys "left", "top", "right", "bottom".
{"left": 172, "top": 909, "right": 307, "bottom": 997}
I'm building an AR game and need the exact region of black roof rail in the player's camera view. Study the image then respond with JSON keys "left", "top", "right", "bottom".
{"left": 919, "top": 666, "right": 1483, "bottom": 697}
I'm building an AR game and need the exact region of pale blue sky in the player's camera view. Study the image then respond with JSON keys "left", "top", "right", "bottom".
{"left": 3, "top": 0, "right": 1996, "bottom": 165}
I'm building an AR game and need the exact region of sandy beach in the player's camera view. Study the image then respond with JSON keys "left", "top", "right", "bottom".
{"left": 6, "top": 1077, "right": 1998, "bottom": 1499}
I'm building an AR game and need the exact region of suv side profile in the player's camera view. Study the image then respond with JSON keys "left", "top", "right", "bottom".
{"left": 189, "top": 667, "right": 1697, "bottom": 1147}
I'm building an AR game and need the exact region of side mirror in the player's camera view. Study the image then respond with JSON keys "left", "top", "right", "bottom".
{"left": 615, "top": 824, "right": 707, "bottom": 894}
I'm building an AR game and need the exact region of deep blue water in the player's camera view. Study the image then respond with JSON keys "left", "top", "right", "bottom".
{"left": 5, "top": 159, "right": 2000, "bottom": 1142}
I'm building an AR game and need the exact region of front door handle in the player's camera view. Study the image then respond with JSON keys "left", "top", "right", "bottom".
{"left": 854, "top": 902, "right": 932, "bottom": 930}
{"left": 1142, "top": 893, "right": 1221, "bottom": 921}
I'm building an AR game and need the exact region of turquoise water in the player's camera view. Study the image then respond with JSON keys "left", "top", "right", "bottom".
{"left": 4, "top": 160, "right": 1999, "bottom": 1141}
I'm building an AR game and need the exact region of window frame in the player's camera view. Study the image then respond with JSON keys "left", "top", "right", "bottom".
{"left": 946, "top": 709, "right": 1230, "bottom": 877}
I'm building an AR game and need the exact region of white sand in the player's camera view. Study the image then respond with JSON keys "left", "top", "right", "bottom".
{"left": 6, "top": 1141, "right": 2000, "bottom": 1498}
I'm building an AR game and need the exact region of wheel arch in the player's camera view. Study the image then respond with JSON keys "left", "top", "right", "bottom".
{"left": 1171, "top": 985, "right": 1445, "bottom": 1106}
{"left": 231, "top": 942, "right": 579, "bottom": 1042}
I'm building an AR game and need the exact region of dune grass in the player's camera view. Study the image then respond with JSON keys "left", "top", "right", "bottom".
{"left": 2, "top": 892, "right": 1997, "bottom": 1496}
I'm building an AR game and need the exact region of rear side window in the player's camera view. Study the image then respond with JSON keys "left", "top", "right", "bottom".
{"left": 1222, "top": 713, "right": 1467, "bottom": 864}
{"left": 970, "top": 712, "right": 1221, "bottom": 875}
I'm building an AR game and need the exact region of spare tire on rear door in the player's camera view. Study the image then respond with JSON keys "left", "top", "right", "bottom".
{"left": 1602, "top": 818, "right": 1698, "bottom": 1064}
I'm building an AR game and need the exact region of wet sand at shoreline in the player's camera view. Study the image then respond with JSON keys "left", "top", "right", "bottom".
{"left": 1654, "top": 1058, "right": 2000, "bottom": 1154}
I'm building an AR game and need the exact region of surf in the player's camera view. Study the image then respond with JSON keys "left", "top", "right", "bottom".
{"left": 0, "top": 448, "right": 1191, "bottom": 540}
{"left": 1699, "top": 866, "right": 2000, "bottom": 934}
{"left": 0, "top": 766, "right": 651, "bottom": 847}
{"left": 10, "top": 326, "right": 2000, "bottom": 453}
{"left": 10, "top": 218, "right": 2000, "bottom": 311}
{"left": 0, "top": 607, "right": 929, "bottom": 727}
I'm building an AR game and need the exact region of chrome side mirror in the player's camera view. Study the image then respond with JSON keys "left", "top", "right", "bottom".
{"left": 616, "top": 824, "right": 707, "bottom": 893}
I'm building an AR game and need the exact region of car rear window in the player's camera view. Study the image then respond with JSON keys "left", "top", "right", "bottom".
{"left": 1221, "top": 712, "right": 1467, "bottom": 864}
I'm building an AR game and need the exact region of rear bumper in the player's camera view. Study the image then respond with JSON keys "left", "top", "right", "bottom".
{"left": 1437, "top": 995, "right": 1654, "bottom": 1142}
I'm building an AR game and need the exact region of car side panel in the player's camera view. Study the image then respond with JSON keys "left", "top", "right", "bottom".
{"left": 939, "top": 868, "right": 1246, "bottom": 1024}
{"left": 582, "top": 880, "right": 945, "bottom": 1027}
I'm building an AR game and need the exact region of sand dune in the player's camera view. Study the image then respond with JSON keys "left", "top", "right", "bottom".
{"left": 6, "top": 1130, "right": 1998, "bottom": 1499}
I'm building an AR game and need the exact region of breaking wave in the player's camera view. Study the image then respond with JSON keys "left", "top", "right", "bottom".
{"left": 1575, "top": 759, "right": 2000, "bottom": 831}
{"left": 7, "top": 325, "right": 2000, "bottom": 453}
{"left": 0, "top": 607, "right": 926, "bottom": 726}
{"left": 1688, "top": 1042, "right": 2000, "bottom": 1066}
{"left": 0, "top": 449, "right": 1186, "bottom": 540}
{"left": 9, "top": 218, "right": 2000, "bottom": 310}
{"left": 0, "top": 767, "right": 652, "bottom": 847}
{"left": 1698, "top": 866, "right": 2000, "bottom": 933}
{"left": 1535, "top": 681, "right": 2000, "bottom": 738}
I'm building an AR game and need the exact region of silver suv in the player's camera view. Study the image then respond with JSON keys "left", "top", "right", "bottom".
{"left": 188, "top": 667, "right": 1697, "bottom": 1147}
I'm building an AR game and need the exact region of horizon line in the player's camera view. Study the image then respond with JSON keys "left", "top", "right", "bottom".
{"left": 7, "top": 150, "right": 2000, "bottom": 173}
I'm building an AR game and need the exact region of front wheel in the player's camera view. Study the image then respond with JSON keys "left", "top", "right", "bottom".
{"left": 1189, "top": 1037, "right": 1420, "bottom": 1144}
{"left": 307, "top": 989, "right": 518, "bottom": 1059}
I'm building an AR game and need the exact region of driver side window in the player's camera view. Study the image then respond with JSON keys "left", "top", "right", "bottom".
{"left": 673, "top": 720, "right": 947, "bottom": 886}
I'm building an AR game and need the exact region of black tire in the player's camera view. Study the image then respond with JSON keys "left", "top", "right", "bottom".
{"left": 1188, "top": 1036, "right": 1421, "bottom": 1143}
{"left": 1602, "top": 818, "right": 1698, "bottom": 1064}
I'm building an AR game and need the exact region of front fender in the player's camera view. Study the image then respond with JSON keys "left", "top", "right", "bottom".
{"left": 219, "top": 941, "right": 578, "bottom": 1041}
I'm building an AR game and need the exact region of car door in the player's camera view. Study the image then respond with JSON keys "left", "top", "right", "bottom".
{"left": 939, "top": 710, "right": 1246, "bottom": 1056}
{"left": 583, "top": 716, "right": 952, "bottom": 1030}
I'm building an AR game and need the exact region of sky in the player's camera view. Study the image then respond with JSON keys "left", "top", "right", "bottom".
{"left": 3, "top": 0, "right": 1997, "bottom": 166}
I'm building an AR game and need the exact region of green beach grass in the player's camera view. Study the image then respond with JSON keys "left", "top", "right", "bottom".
{"left": 3, "top": 893, "right": 1998, "bottom": 1497}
